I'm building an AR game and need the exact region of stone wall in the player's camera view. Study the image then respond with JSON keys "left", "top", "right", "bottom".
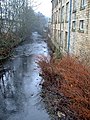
{"left": 51, "top": 0, "right": 90, "bottom": 65}
{"left": 70, "top": 0, "right": 90, "bottom": 65}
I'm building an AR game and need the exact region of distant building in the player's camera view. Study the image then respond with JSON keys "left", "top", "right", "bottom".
{"left": 51, "top": 0, "right": 90, "bottom": 65}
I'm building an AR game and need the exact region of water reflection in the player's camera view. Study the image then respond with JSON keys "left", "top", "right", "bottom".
{"left": 0, "top": 54, "right": 32, "bottom": 120}
{"left": 0, "top": 69, "right": 14, "bottom": 98}
{"left": 0, "top": 32, "right": 50, "bottom": 120}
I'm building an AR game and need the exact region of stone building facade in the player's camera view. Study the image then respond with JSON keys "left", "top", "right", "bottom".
{"left": 51, "top": 0, "right": 90, "bottom": 65}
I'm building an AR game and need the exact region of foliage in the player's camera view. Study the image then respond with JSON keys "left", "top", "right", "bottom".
{"left": 0, "top": 33, "right": 21, "bottom": 58}
{"left": 35, "top": 12, "right": 48, "bottom": 35}
{"left": 20, "top": 8, "right": 47, "bottom": 36}
{"left": 55, "top": 48, "right": 62, "bottom": 59}
{"left": 38, "top": 55, "right": 90, "bottom": 119}
{"left": 0, "top": 0, "right": 47, "bottom": 59}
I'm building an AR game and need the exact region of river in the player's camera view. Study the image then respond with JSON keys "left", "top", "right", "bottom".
{"left": 0, "top": 32, "right": 50, "bottom": 120}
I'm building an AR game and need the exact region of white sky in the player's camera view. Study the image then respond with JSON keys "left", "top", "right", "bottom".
{"left": 34, "top": 0, "right": 52, "bottom": 18}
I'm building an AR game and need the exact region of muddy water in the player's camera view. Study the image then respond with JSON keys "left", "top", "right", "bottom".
{"left": 0, "top": 32, "right": 50, "bottom": 120}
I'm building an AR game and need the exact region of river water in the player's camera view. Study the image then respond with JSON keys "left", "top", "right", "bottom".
{"left": 0, "top": 32, "right": 50, "bottom": 120}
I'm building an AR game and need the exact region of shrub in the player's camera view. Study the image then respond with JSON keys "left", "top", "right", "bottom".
{"left": 38, "top": 55, "right": 90, "bottom": 119}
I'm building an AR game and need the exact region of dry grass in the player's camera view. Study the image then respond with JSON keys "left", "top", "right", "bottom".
{"left": 38, "top": 55, "right": 90, "bottom": 119}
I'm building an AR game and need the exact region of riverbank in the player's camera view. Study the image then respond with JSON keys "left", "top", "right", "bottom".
{"left": 38, "top": 55, "right": 90, "bottom": 120}
{"left": 0, "top": 33, "right": 26, "bottom": 64}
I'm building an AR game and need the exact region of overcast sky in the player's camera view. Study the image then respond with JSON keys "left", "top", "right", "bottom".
{"left": 34, "top": 0, "right": 52, "bottom": 18}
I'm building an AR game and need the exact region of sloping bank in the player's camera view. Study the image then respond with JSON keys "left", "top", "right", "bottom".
{"left": 38, "top": 55, "right": 90, "bottom": 120}
{"left": 0, "top": 33, "right": 25, "bottom": 63}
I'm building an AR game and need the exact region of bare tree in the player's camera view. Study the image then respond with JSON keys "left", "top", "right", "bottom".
{"left": 29, "top": 0, "right": 41, "bottom": 10}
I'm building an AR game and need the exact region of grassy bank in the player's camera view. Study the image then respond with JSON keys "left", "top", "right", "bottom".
{"left": 38, "top": 55, "right": 90, "bottom": 119}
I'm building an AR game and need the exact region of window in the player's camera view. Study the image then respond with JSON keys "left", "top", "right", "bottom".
{"left": 56, "top": 10, "right": 58, "bottom": 24}
{"left": 58, "top": 8, "right": 60, "bottom": 23}
{"left": 60, "top": 31, "right": 63, "bottom": 47}
{"left": 72, "top": 21, "right": 76, "bottom": 31}
{"left": 58, "top": 30, "right": 60, "bottom": 42}
{"left": 55, "top": 12, "right": 57, "bottom": 24}
{"left": 73, "top": 0, "right": 77, "bottom": 12}
{"left": 65, "top": 32, "right": 68, "bottom": 50}
{"left": 52, "top": 0, "right": 54, "bottom": 10}
{"left": 61, "top": 6, "right": 64, "bottom": 22}
{"left": 81, "top": 0, "right": 86, "bottom": 9}
{"left": 62, "top": 0, "right": 65, "bottom": 5}
{"left": 55, "top": 0, "right": 58, "bottom": 7}
{"left": 53, "top": 13, "right": 55, "bottom": 23}
{"left": 52, "top": 14, "right": 54, "bottom": 23}
{"left": 56, "top": 30, "right": 58, "bottom": 41}
{"left": 52, "top": 0, "right": 58, "bottom": 9}
{"left": 54, "top": 29, "right": 56, "bottom": 41}
{"left": 79, "top": 20, "right": 84, "bottom": 31}
{"left": 66, "top": 2, "right": 69, "bottom": 22}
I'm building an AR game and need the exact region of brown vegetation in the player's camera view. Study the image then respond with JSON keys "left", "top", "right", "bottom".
{"left": 0, "top": 33, "right": 21, "bottom": 59}
{"left": 38, "top": 55, "right": 90, "bottom": 119}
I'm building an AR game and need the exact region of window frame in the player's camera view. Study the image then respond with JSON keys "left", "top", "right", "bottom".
{"left": 80, "top": 0, "right": 86, "bottom": 10}
{"left": 66, "top": 2, "right": 69, "bottom": 22}
{"left": 79, "top": 20, "right": 84, "bottom": 33}
{"left": 73, "top": 0, "right": 77, "bottom": 13}
{"left": 61, "top": 6, "right": 64, "bottom": 23}
{"left": 72, "top": 20, "right": 76, "bottom": 31}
